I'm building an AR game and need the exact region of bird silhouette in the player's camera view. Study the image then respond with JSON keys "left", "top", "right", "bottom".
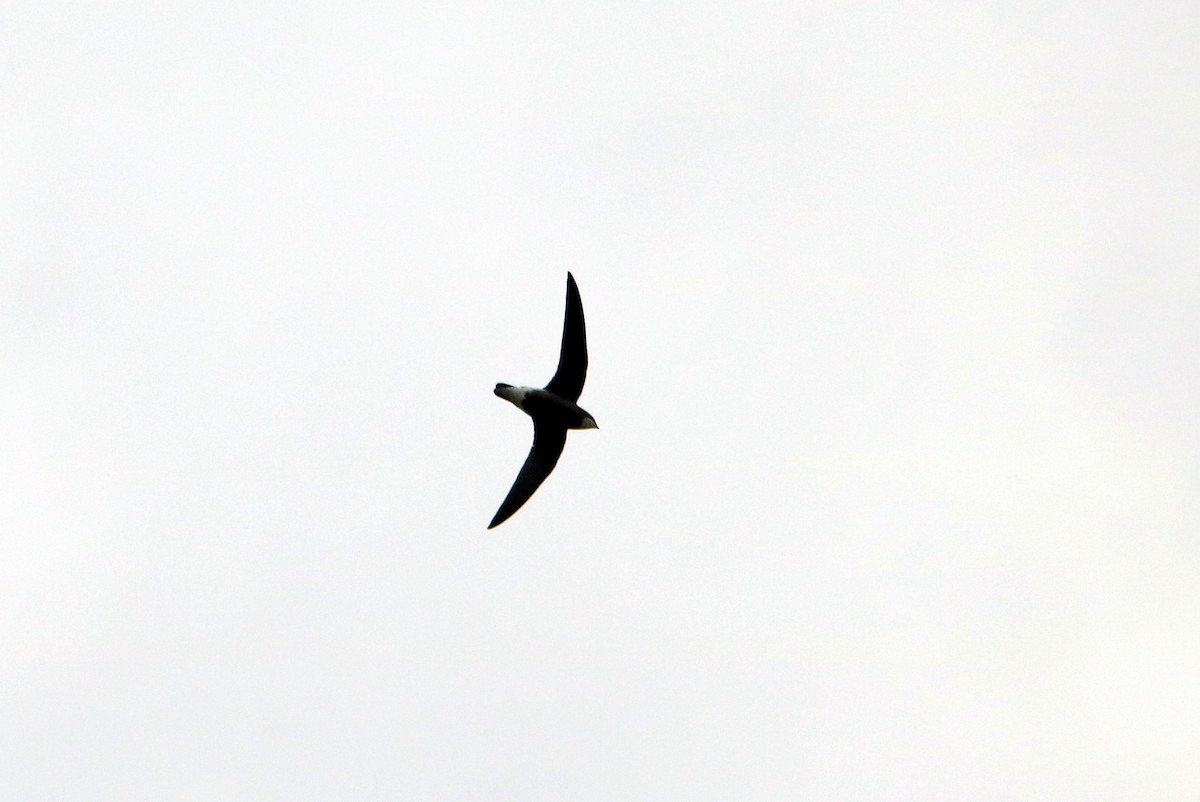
{"left": 489, "top": 273, "right": 597, "bottom": 529}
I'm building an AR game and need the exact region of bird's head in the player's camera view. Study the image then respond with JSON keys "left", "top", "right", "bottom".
{"left": 494, "top": 383, "right": 527, "bottom": 405}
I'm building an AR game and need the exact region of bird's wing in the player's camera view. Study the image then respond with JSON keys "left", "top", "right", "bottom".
{"left": 543, "top": 272, "right": 588, "bottom": 402}
{"left": 488, "top": 421, "right": 568, "bottom": 529}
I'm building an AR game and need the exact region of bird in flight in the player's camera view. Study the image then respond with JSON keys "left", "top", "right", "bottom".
{"left": 489, "top": 272, "right": 597, "bottom": 529}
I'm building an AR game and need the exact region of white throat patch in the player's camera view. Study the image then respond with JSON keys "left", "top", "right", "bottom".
{"left": 496, "top": 385, "right": 532, "bottom": 405}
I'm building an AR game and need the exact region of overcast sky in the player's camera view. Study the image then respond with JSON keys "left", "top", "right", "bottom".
{"left": 3, "top": 1, "right": 1199, "bottom": 798}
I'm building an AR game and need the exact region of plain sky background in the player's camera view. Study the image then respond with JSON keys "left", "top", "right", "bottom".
{"left": 3, "top": 1, "right": 1199, "bottom": 798}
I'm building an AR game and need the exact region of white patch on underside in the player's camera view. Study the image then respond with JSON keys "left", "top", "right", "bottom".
{"left": 497, "top": 385, "right": 533, "bottom": 405}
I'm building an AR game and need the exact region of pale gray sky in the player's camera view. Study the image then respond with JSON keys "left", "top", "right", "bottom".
{"left": 3, "top": 1, "right": 1199, "bottom": 798}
